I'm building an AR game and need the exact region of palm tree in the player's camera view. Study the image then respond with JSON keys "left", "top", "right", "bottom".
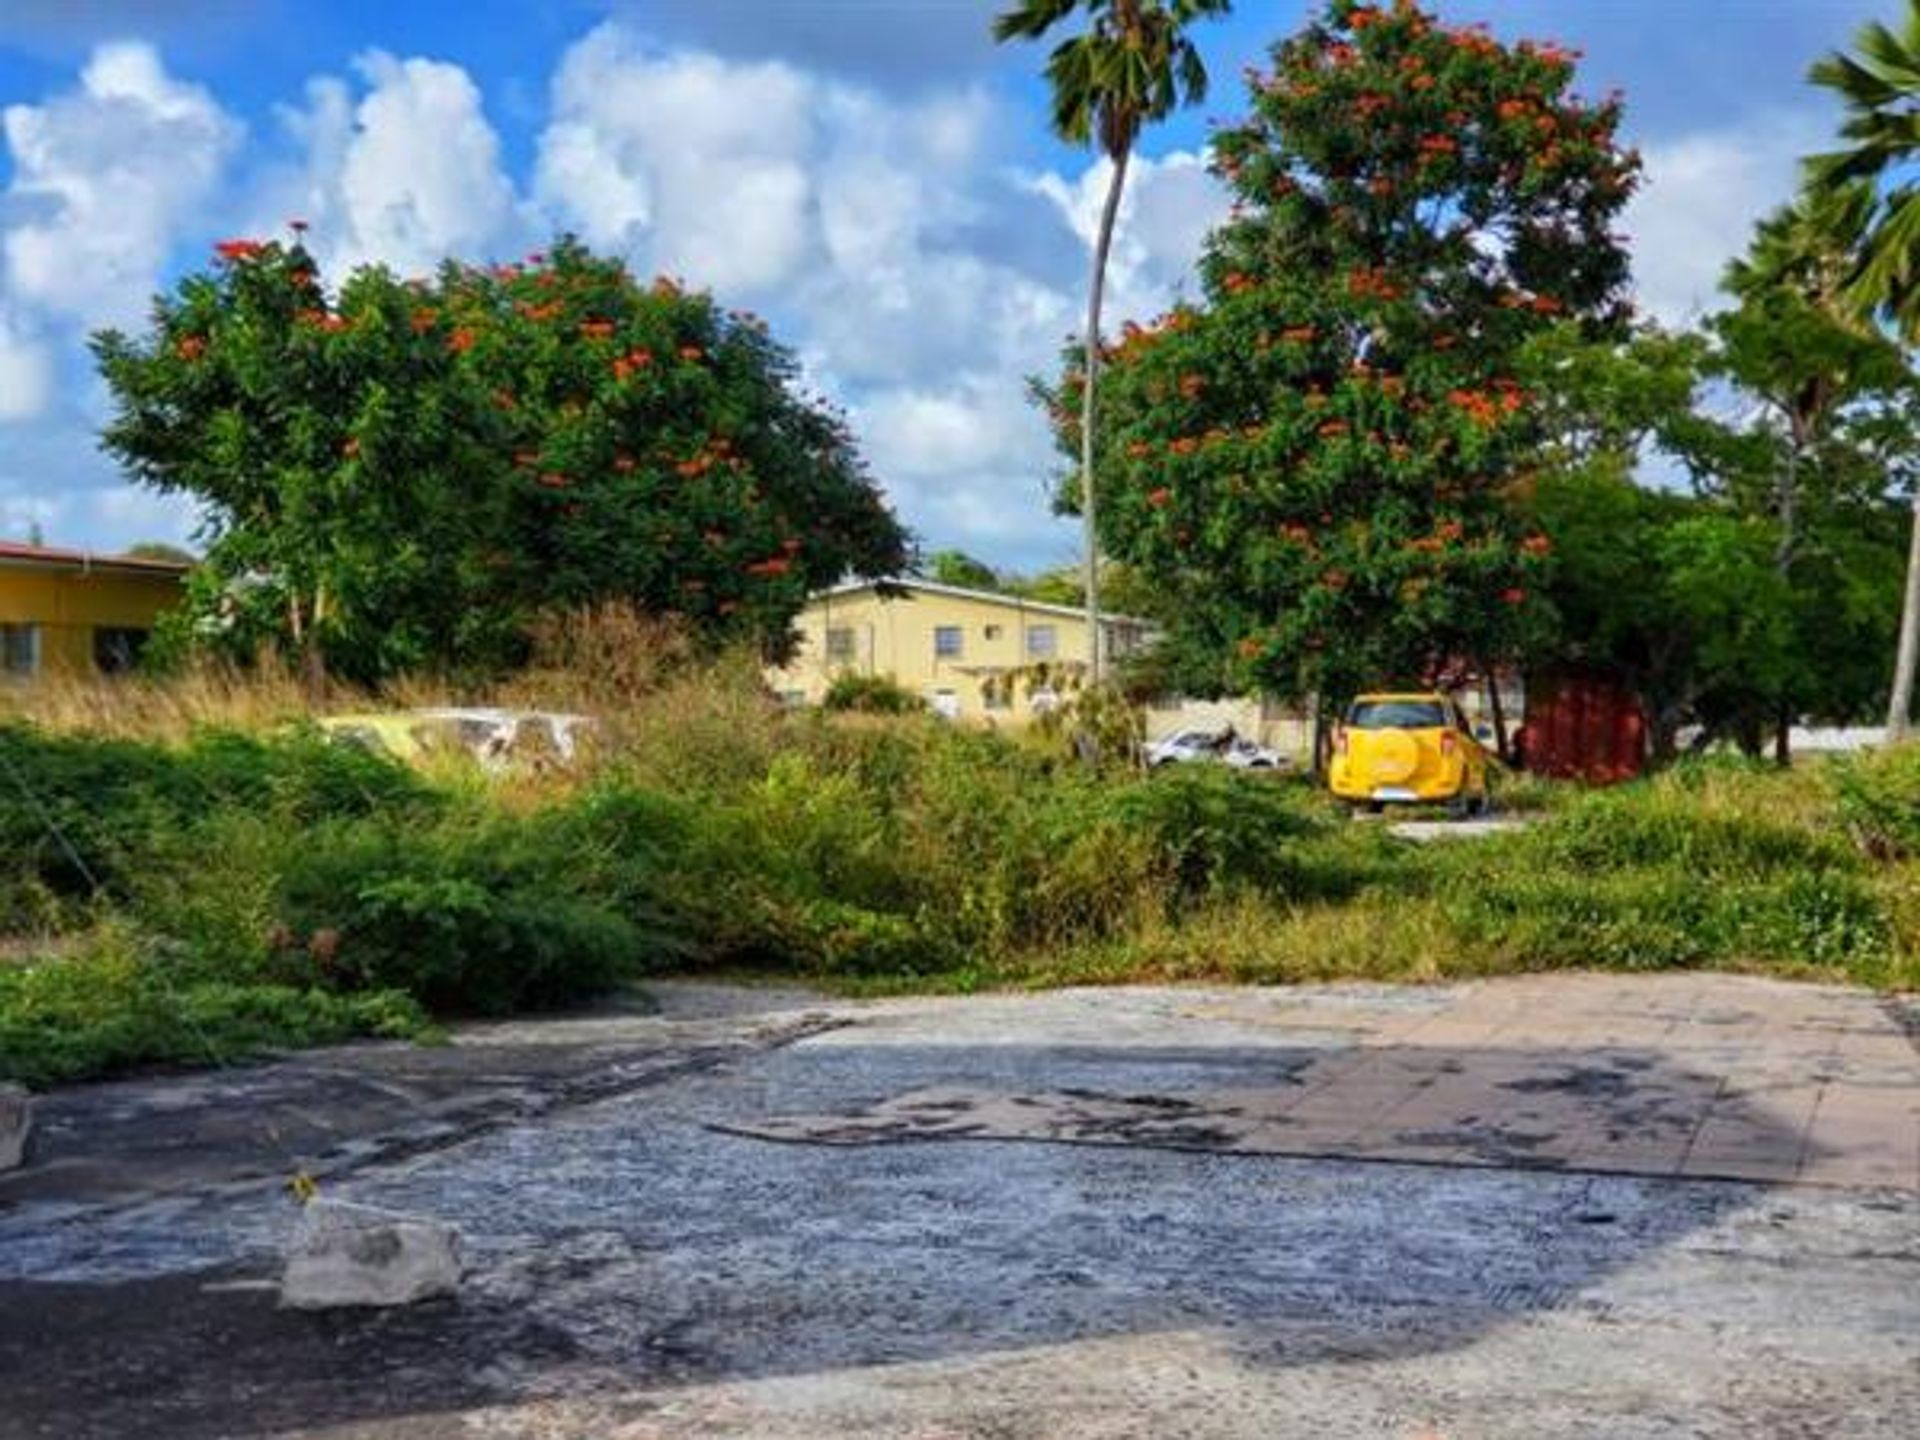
{"left": 1809, "top": 5, "right": 1920, "bottom": 737}
{"left": 993, "top": 0, "right": 1230, "bottom": 684}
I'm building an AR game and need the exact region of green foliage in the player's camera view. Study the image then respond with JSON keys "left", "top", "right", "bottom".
{"left": 0, "top": 721, "right": 430, "bottom": 925}
{"left": 992, "top": 0, "right": 1233, "bottom": 159}
{"left": 1832, "top": 742, "right": 1920, "bottom": 859}
{"left": 822, "top": 672, "right": 927, "bottom": 714}
{"left": 92, "top": 236, "right": 909, "bottom": 681}
{"left": 0, "top": 930, "right": 426, "bottom": 1088}
{"left": 1809, "top": 5, "right": 1920, "bottom": 339}
{"left": 1064, "top": 1, "right": 1638, "bottom": 702}
{"left": 15, "top": 672, "right": 1920, "bottom": 1087}
{"left": 923, "top": 550, "right": 1002, "bottom": 590}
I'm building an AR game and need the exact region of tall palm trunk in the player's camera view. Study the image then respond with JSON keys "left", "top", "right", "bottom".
{"left": 1888, "top": 491, "right": 1920, "bottom": 740}
{"left": 1081, "top": 144, "right": 1131, "bottom": 686}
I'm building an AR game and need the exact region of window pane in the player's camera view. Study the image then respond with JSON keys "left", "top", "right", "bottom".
{"left": 1026, "top": 624, "right": 1057, "bottom": 657}
{"left": 1, "top": 624, "right": 39, "bottom": 676}
{"left": 934, "top": 625, "right": 963, "bottom": 658}
{"left": 1347, "top": 700, "right": 1448, "bottom": 730}
{"left": 825, "top": 627, "right": 855, "bottom": 661}
{"left": 93, "top": 627, "right": 149, "bottom": 675}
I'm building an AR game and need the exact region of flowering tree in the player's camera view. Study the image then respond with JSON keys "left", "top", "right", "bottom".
{"left": 1046, "top": 0, "right": 1640, "bottom": 703}
{"left": 93, "top": 235, "right": 907, "bottom": 683}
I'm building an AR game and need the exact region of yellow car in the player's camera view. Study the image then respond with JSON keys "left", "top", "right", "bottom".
{"left": 1328, "top": 692, "right": 1491, "bottom": 814}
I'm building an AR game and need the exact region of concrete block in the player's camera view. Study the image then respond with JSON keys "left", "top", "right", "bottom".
{"left": 0, "top": 1084, "right": 29, "bottom": 1171}
{"left": 281, "top": 1199, "right": 461, "bottom": 1309}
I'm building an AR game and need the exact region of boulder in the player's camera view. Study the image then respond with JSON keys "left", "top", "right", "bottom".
{"left": 280, "top": 1199, "right": 462, "bottom": 1309}
{"left": 0, "top": 1084, "right": 29, "bottom": 1171}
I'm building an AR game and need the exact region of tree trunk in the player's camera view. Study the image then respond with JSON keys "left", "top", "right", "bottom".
{"left": 1888, "top": 491, "right": 1920, "bottom": 741}
{"left": 1774, "top": 700, "right": 1792, "bottom": 767}
{"left": 1485, "top": 669, "right": 1510, "bottom": 764}
{"left": 1080, "top": 145, "right": 1132, "bottom": 688}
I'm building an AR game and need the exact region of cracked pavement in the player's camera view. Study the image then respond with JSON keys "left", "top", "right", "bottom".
{"left": 1, "top": 974, "right": 1916, "bottom": 1438}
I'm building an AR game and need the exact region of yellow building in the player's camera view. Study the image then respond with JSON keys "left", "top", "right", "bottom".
{"left": 0, "top": 541, "right": 189, "bottom": 678}
{"left": 769, "top": 578, "right": 1152, "bottom": 725}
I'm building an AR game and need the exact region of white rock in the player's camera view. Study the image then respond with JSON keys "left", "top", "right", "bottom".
{"left": 280, "top": 1199, "right": 462, "bottom": 1309}
{"left": 0, "top": 1084, "right": 29, "bottom": 1171}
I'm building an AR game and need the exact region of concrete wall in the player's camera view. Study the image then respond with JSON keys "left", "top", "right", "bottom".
{"left": 767, "top": 585, "right": 1148, "bottom": 727}
{"left": 0, "top": 563, "right": 186, "bottom": 675}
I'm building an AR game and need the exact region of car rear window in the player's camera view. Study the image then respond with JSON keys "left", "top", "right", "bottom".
{"left": 1348, "top": 700, "right": 1448, "bottom": 730}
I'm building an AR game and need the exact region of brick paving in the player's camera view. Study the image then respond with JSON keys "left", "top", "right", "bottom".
{"left": 736, "top": 974, "right": 1920, "bottom": 1192}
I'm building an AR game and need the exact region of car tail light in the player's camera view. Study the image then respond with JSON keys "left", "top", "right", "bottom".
{"left": 1440, "top": 731, "right": 1457, "bottom": 757}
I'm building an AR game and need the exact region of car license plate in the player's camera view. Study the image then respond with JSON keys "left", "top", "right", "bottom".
{"left": 1372, "top": 786, "right": 1417, "bottom": 801}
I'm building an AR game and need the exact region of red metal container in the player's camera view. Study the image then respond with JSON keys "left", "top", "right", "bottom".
{"left": 1518, "top": 671, "right": 1645, "bottom": 784}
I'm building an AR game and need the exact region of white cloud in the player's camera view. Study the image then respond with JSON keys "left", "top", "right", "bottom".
{"left": 265, "top": 52, "right": 520, "bottom": 277}
{"left": 1029, "top": 150, "right": 1231, "bottom": 323}
{"left": 0, "top": 309, "right": 54, "bottom": 422}
{"left": 1, "top": 41, "right": 241, "bottom": 329}
{"left": 530, "top": 27, "right": 1124, "bottom": 563}
{"left": 537, "top": 30, "right": 815, "bottom": 291}
{"left": 1623, "top": 110, "right": 1829, "bottom": 326}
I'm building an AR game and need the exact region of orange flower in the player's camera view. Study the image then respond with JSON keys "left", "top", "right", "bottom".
{"left": 1501, "top": 587, "right": 1528, "bottom": 605}
{"left": 174, "top": 335, "right": 206, "bottom": 361}
{"left": 1178, "top": 373, "right": 1206, "bottom": 398}
{"left": 1318, "top": 420, "right": 1350, "bottom": 439}
{"left": 342, "top": 438, "right": 360, "bottom": 458}
{"left": 745, "top": 557, "right": 793, "bottom": 578}
{"left": 410, "top": 308, "right": 438, "bottom": 333}
{"left": 580, "top": 320, "right": 615, "bottom": 340}
{"left": 679, "top": 345, "right": 705, "bottom": 362}
{"left": 213, "top": 239, "right": 264, "bottom": 262}
{"left": 537, "top": 472, "right": 571, "bottom": 489}
{"left": 614, "top": 455, "right": 636, "bottom": 472}
{"left": 1147, "top": 487, "right": 1173, "bottom": 508}
{"left": 1281, "top": 325, "right": 1316, "bottom": 343}
{"left": 448, "top": 327, "right": 477, "bottom": 353}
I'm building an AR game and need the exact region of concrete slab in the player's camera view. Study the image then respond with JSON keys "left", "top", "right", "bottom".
{"left": 0, "top": 975, "right": 1914, "bottom": 1438}
{"left": 728, "top": 975, "right": 1918, "bottom": 1194}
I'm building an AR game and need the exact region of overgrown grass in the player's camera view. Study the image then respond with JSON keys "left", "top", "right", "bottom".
{"left": 5, "top": 642, "right": 1918, "bottom": 1087}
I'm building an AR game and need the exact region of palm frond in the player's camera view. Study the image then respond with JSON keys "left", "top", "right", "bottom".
{"left": 991, "top": 0, "right": 1083, "bottom": 44}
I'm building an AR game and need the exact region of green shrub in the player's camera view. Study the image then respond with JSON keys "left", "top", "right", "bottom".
{"left": 822, "top": 672, "right": 925, "bottom": 714}
{"left": 1521, "top": 769, "right": 1857, "bottom": 876}
{"left": 274, "top": 816, "right": 657, "bottom": 1015}
{"left": 1831, "top": 743, "right": 1920, "bottom": 860}
{"left": 0, "top": 931, "right": 427, "bottom": 1088}
{"left": 1101, "top": 766, "right": 1328, "bottom": 900}
{"left": 0, "top": 722, "right": 430, "bottom": 924}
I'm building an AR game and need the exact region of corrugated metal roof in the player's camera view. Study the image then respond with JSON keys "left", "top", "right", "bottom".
{"left": 815, "top": 576, "right": 1149, "bottom": 627}
{"left": 0, "top": 541, "right": 191, "bottom": 577}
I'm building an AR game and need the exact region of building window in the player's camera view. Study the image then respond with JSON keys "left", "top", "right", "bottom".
{"left": 1026, "top": 624, "right": 1057, "bottom": 659}
{"left": 982, "top": 677, "right": 1011, "bottom": 712}
{"left": 93, "top": 627, "right": 149, "bottom": 676}
{"left": 778, "top": 689, "right": 808, "bottom": 709}
{"left": 1, "top": 624, "right": 39, "bottom": 677}
{"left": 824, "top": 626, "right": 856, "bottom": 663}
{"left": 984, "top": 624, "right": 1004, "bottom": 641}
{"left": 933, "top": 625, "right": 963, "bottom": 659}
{"left": 930, "top": 689, "right": 961, "bottom": 719}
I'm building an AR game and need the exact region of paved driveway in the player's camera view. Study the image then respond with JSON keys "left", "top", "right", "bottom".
{"left": 2, "top": 974, "right": 1916, "bottom": 1438}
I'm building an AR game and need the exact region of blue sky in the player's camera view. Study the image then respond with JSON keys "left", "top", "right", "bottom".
{"left": 0, "top": 0, "right": 1900, "bottom": 571}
